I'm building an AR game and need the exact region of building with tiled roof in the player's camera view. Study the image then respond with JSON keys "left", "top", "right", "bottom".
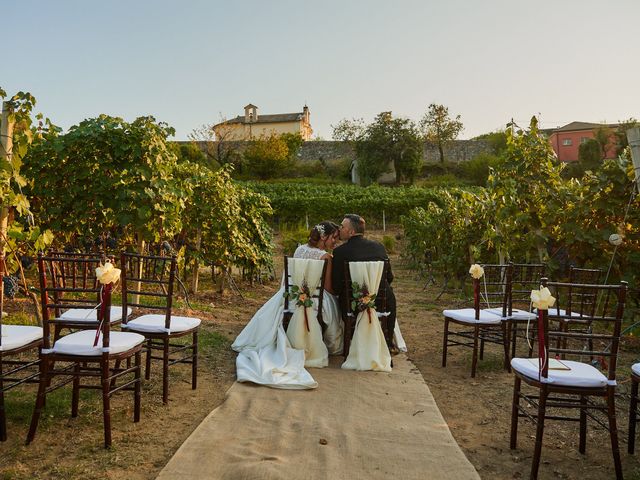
{"left": 213, "top": 104, "right": 313, "bottom": 141}
{"left": 547, "top": 121, "right": 619, "bottom": 162}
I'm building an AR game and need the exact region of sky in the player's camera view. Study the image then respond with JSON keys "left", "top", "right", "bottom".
{"left": 3, "top": 0, "right": 640, "bottom": 140}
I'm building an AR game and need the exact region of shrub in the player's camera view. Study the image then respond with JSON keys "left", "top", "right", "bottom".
{"left": 280, "top": 225, "right": 310, "bottom": 256}
{"left": 460, "top": 153, "right": 499, "bottom": 186}
{"left": 382, "top": 235, "right": 396, "bottom": 253}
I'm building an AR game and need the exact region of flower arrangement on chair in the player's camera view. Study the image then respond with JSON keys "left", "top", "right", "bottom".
{"left": 93, "top": 260, "right": 121, "bottom": 347}
{"left": 351, "top": 282, "right": 377, "bottom": 323}
{"left": 284, "top": 282, "right": 313, "bottom": 331}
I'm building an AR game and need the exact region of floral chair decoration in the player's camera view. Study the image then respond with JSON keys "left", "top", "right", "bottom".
{"left": 284, "top": 257, "right": 328, "bottom": 368}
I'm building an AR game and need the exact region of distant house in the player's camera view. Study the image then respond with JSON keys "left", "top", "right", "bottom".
{"left": 213, "top": 104, "right": 313, "bottom": 141}
{"left": 546, "top": 121, "right": 619, "bottom": 162}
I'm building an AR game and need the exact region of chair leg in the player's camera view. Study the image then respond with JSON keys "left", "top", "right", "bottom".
{"left": 510, "top": 321, "right": 517, "bottom": 359}
{"left": 530, "top": 385, "right": 548, "bottom": 480}
{"left": 442, "top": 317, "right": 449, "bottom": 368}
{"left": 26, "top": 356, "right": 49, "bottom": 445}
{"left": 110, "top": 359, "right": 121, "bottom": 389}
{"left": 162, "top": 337, "right": 170, "bottom": 404}
{"left": 71, "top": 362, "right": 80, "bottom": 418}
{"left": 145, "top": 339, "right": 152, "bottom": 380}
{"left": 629, "top": 377, "right": 638, "bottom": 454}
{"left": 510, "top": 376, "right": 521, "bottom": 449}
{"left": 579, "top": 395, "right": 587, "bottom": 454}
{"left": 0, "top": 359, "right": 6, "bottom": 442}
{"left": 192, "top": 330, "right": 198, "bottom": 390}
{"left": 471, "top": 325, "right": 479, "bottom": 378}
{"left": 101, "top": 358, "right": 112, "bottom": 448}
{"left": 502, "top": 322, "right": 511, "bottom": 372}
{"left": 479, "top": 337, "right": 485, "bottom": 360}
{"left": 606, "top": 386, "right": 623, "bottom": 479}
{"left": 134, "top": 352, "right": 141, "bottom": 423}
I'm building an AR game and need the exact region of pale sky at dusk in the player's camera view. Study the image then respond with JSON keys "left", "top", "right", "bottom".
{"left": 3, "top": 0, "right": 639, "bottom": 140}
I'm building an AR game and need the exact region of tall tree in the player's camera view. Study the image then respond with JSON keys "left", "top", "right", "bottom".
{"left": 592, "top": 125, "right": 614, "bottom": 159}
{"left": 420, "top": 103, "right": 464, "bottom": 163}
{"left": 334, "top": 113, "right": 422, "bottom": 185}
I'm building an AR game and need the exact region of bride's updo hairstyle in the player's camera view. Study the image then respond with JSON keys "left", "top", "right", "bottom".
{"left": 308, "top": 221, "right": 339, "bottom": 248}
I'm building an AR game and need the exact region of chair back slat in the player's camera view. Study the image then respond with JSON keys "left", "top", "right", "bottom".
{"left": 476, "top": 264, "right": 511, "bottom": 315}
{"left": 37, "top": 253, "right": 111, "bottom": 349}
{"left": 541, "top": 278, "right": 627, "bottom": 381}
{"left": 510, "top": 263, "right": 545, "bottom": 313}
{"left": 120, "top": 252, "right": 176, "bottom": 328}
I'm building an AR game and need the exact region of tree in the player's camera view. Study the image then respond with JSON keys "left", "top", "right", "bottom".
{"left": 334, "top": 113, "right": 422, "bottom": 185}
{"left": 420, "top": 103, "right": 464, "bottom": 163}
{"left": 614, "top": 118, "right": 640, "bottom": 156}
{"left": 331, "top": 118, "right": 366, "bottom": 142}
{"left": 578, "top": 138, "right": 601, "bottom": 170}
{"left": 189, "top": 119, "right": 240, "bottom": 169}
{"left": 592, "top": 125, "right": 614, "bottom": 159}
{"left": 243, "top": 134, "right": 293, "bottom": 179}
{"left": 472, "top": 130, "right": 508, "bottom": 155}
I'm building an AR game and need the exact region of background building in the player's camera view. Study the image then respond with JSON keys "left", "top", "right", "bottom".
{"left": 213, "top": 104, "right": 313, "bottom": 141}
{"left": 546, "top": 121, "right": 619, "bottom": 162}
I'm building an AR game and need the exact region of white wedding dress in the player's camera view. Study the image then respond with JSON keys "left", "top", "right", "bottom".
{"left": 232, "top": 245, "right": 344, "bottom": 389}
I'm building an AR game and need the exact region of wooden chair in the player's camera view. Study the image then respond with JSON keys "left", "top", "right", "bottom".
{"left": 46, "top": 251, "right": 131, "bottom": 340}
{"left": 282, "top": 255, "right": 328, "bottom": 332}
{"left": 0, "top": 256, "right": 43, "bottom": 442}
{"left": 27, "top": 254, "right": 144, "bottom": 448}
{"left": 510, "top": 278, "right": 627, "bottom": 480}
{"left": 629, "top": 363, "right": 640, "bottom": 454}
{"left": 505, "top": 263, "right": 546, "bottom": 359}
{"left": 442, "top": 264, "right": 511, "bottom": 378}
{"left": 343, "top": 260, "right": 391, "bottom": 358}
{"left": 120, "top": 252, "right": 200, "bottom": 404}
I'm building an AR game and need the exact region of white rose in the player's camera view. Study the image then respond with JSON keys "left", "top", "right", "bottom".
{"left": 469, "top": 264, "right": 484, "bottom": 279}
{"left": 96, "top": 261, "right": 121, "bottom": 285}
{"left": 531, "top": 287, "right": 556, "bottom": 310}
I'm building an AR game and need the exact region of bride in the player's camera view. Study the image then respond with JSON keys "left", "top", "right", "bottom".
{"left": 232, "top": 221, "right": 343, "bottom": 389}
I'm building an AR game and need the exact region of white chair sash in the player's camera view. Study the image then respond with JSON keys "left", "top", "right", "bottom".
{"left": 286, "top": 258, "right": 328, "bottom": 368}
{"left": 342, "top": 261, "right": 391, "bottom": 372}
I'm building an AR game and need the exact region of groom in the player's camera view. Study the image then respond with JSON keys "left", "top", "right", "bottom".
{"left": 331, "top": 214, "right": 396, "bottom": 349}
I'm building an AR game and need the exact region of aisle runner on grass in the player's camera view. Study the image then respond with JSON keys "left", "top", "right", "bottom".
{"left": 157, "top": 354, "right": 480, "bottom": 480}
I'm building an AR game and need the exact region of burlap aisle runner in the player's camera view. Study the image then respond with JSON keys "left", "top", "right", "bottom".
{"left": 157, "top": 355, "right": 479, "bottom": 480}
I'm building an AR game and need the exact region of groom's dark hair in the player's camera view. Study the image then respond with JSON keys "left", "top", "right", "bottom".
{"left": 344, "top": 214, "right": 365, "bottom": 234}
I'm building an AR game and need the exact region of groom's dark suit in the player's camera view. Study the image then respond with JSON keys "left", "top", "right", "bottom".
{"left": 331, "top": 235, "right": 396, "bottom": 347}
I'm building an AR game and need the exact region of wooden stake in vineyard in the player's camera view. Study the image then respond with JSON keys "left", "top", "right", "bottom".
{"left": 0, "top": 101, "right": 14, "bottom": 317}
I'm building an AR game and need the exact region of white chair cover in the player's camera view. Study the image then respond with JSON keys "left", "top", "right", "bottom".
{"left": 342, "top": 261, "right": 392, "bottom": 372}
{"left": 286, "top": 258, "right": 328, "bottom": 368}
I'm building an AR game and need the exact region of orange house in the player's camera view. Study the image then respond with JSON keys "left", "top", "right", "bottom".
{"left": 547, "top": 121, "right": 618, "bottom": 162}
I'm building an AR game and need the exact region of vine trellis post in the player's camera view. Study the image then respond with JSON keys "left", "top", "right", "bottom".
{"left": 0, "top": 101, "right": 14, "bottom": 317}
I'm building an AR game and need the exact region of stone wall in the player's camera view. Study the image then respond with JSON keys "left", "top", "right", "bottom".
{"left": 183, "top": 139, "right": 493, "bottom": 164}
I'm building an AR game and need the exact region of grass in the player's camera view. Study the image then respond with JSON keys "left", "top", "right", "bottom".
{"left": 199, "top": 330, "right": 231, "bottom": 357}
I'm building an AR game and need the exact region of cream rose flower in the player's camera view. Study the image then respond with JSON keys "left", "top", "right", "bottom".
{"left": 531, "top": 287, "right": 556, "bottom": 310}
{"left": 96, "top": 260, "right": 121, "bottom": 285}
{"left": 469, "top": 264, "right": 484, "bottom": 279}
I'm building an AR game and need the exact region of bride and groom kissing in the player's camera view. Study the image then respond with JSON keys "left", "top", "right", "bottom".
{"left": 232, "top": 214, "right": 403, "bottom": 389}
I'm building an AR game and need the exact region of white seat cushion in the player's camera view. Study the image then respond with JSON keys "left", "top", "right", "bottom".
{"left": 442, "top": 308, "right": 502, "bottom": 324}
{"left": 536, "top": 308, "right": 586, "bottom": 318}
{"left": 0, "top": 325, "right": 43, "bottom": 352}
{"left": 632, "top": 363, "right": 640, "bottom": 377}
{"left": 123, "top": 314, "right": 201, "bottom": 334}
{"left": 484, "top": 307, "right": 536, "bottom": 321}
{"left": 59, "top": 306, "right": 132, "bottom": 323}
{"left": 511, "top": 357, "right": 610, "bottom": 388}
{"left": 52, "top": 330, "right": 145, "bottom": 356}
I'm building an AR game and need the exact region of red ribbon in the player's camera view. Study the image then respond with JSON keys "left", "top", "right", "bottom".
{"left": 537, "top": 308, "right": 546, "bottom": 380}
{"left": 303, "top": 307, "right": 310, "bottom": 332}
{"left": 93, "top": 283, "right": 112, "bottom": 348}
{"left": 367, "top": 308, "right": 372, "bottom": 324}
